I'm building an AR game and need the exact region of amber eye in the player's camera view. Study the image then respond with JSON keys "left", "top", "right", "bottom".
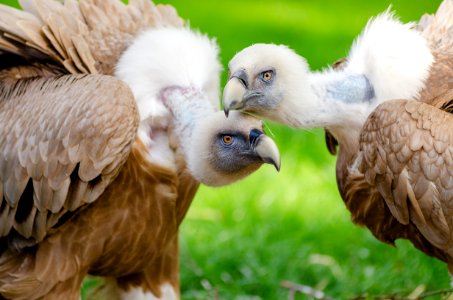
{"left": 222, "top": 135, "right": 233, "bottom": 145}
{"left": 261, "top": 70, "right": 273, "bottom": 82}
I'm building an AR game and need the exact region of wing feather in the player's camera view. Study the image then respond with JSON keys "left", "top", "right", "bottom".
{"left": 0, "top": 202, "right": 15, "bottom": 237}
{"left": 0, "top": 0, "right": 184, "bottom": 75}
{"left": 0, "top": 74, "right": 139, "bottom": 244}
{"left": 359, "top": 98, "right": 453, "bottom": 250}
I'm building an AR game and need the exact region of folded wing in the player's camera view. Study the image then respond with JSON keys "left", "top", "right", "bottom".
{"left": 0, "top": 74, "right": 139, "bottom": 246}
{"left": 359, "top": 92, "right": 453, "bottom": 252}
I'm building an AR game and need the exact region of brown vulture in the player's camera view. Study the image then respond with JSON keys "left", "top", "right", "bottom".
{"left": 0, "top": 0, "right": 281, "bottom": 299}
{"left": 223, "top": 0, "right": 453, "bottom": 274}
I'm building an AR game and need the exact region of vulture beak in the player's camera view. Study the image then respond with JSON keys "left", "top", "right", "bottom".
{"left": 250, "top": 129, "right": 281, "bottom": 172}
{"left": 223, "top": 70, "right": 248, "bottom": 117}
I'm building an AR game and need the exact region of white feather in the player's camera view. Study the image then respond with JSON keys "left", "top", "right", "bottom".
{"left": 345, "top": 11, "right": 433, "bottom": 102}
{"left": 115, "top": 26, "right": 221, "bottom": 169}
{"left": 115, "top": 26, "right": 222, "bottom": 124}
{"left": 120, "top": 284, "right": 177, "bottom": 300}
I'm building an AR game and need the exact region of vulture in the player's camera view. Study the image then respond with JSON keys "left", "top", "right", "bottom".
{"left": 0, "top": 0, "right": 281, "bottom": 299}
{"left": 223, "top": 1, "right": 453, "bottom": 273}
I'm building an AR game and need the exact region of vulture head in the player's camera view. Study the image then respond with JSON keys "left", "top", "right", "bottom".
{"left": 162, "top": 86, "right": 280, "bottom": 186}
{"left": 223, "top": 13, "right": 434, "bottom": 146}
{"left": 116, "top": 27, "right": 280, "bottom": 187}
{"left": 190, "top": 111, "right": 279, "bottom": 186}
{"left": 223, "top": 43, "right": 311, "bottom": 124}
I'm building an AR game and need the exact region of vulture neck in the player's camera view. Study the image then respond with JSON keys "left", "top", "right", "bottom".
{"left": 281, "top": 11, "right": 435, "bottom": 152}
{"left": 161, "top": 86, "right": 215, "bottom": 166}
{"left": 287, "top": 70, "right": 376, "bottom": 152}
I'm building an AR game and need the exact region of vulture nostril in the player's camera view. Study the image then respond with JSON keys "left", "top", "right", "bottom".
{"left": 238, "top": 77, "right": 247, "bottom": 88}
{"left": 232, "top": 70, "right": 248, "bottom": 88}
{"left": 249, "top": 129, "right": 263, "bottom": 146}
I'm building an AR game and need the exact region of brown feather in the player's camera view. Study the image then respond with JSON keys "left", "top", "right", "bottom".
{"left": 324, "top": 130, "right": 338, "bottom": 155}
{"left": 0, "top": 139, "right": 199, "bottom": 299}
{"left": 332, "top": 1, "right": 453, "bottom": 271}
{"left": 345, "top": 96, "right": 453, "bottom": 266}
{"left": 0, "top": 74, "right": 139, "bottom": 245}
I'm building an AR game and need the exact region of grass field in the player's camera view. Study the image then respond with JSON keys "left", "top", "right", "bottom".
{"left": 1, "top": 0, "right": 448, "bottom": 299}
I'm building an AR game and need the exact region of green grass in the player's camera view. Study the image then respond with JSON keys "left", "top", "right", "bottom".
{"left": 3, "top": 0, "right": 448, "bottom": 299}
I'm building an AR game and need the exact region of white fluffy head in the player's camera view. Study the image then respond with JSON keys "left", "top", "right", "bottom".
{"left": 345, "top": 11, "right": 434, "bottom": 102}
{"left": 115, "top": 27, "right": 222, "bottom": 123}
{"left": 227, "top": 44, "right": 314, "bottom": 125}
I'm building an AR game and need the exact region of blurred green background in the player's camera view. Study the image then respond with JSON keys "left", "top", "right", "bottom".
{"left": 1, "top": 0, "right": 447, "bottom": 299}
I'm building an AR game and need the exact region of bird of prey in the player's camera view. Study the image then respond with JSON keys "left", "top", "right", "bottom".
{"left": 0, "top": 0, "right": 280, "bottom": 299}
{"left": 223, "top": 0, "right": 453, "bottom": 272}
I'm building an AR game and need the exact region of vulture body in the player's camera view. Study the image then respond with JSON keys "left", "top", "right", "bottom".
{"left": 223, "top": 1, "right": 453, "bottom": 272}
{"left": 0, "top": 0, "right": 281, "bottom": 299}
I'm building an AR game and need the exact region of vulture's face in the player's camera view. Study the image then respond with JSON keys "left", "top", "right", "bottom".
{"left": 188, "top": 111, "right": 280, "bottom": 186}
{"left": 223, "top": 44, "right": 310, "bottom": 124}
{"left": 160, "top": 86, "right": 280, "bottom": 187}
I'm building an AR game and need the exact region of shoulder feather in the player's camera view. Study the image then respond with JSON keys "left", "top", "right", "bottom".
{"left": 0, "top": 0, "right": 184, "bottom": 75}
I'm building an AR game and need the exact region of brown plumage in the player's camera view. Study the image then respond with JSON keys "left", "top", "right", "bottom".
{"left": 344, "top": 94, "right": 453, "bottom": 264}
{"left": 341, "top": 2, "right": 453, "bottom": 267}
{"left": 222, "top": 0, "right": 453, "bottom": 273}
{"left": 0, "top": 1, "right": 281, "bottom": 299}
{"left": 0, "top": 75, "right": 140, "bottom": 247}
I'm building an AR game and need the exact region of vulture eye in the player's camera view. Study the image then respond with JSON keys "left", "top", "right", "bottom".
{"left": 261, "top": 70, "right": 274, "bottom": 82}
{"left": 222, "top": 135, "right": 234, "bottom": 145}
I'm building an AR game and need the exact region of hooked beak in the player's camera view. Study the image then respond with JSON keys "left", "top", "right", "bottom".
{"left": 223, "top": 70, "right": 248, "bottom": 117}
{"left": 251, "top": 130, "right": 281, "bottom": 172}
